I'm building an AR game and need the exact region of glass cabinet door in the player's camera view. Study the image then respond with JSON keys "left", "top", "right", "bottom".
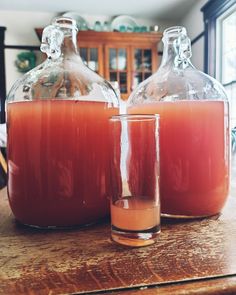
{"left": 132, "top": 48, "right": 153, "bottom": 90}
{"left": 80, "top": 47, "right": 99, "bottom": 73}
{"left": 107, "top": 47, "right": 129, "bottom": 96}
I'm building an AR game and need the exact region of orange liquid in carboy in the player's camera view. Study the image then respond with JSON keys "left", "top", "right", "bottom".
{"left": 129, "top": 100, "right": 229, "bottom": 217}
{"left": 7, "top": 100, "right": 118, "bottom": 227}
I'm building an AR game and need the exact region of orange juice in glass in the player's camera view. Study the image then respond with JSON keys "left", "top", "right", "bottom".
{"left": 109, "top": 114, "right": 160, "bottom": 247}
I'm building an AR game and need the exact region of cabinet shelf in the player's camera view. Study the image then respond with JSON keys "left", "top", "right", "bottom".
{"left": 134, "top": 70, "right": 153, "bottom": 73}
{"left": 109, "top": 70, "right": 128, "bottom": 73}
{"left": 35, "top": 29, "right": 162, "bottom": 99}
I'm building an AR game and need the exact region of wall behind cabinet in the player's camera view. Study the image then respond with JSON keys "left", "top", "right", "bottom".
{"left": 0, "top": 10, "right": 176, "bottom": 94}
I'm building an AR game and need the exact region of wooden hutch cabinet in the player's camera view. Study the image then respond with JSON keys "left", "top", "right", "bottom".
{"left": 35, "top": 29, "right": 162, "bottom": 99}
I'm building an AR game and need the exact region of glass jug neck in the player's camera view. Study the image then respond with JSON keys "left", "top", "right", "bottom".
{"left": 161, "top": 42, "right": 177, "bottom": 68}
{"left": 53, "top": 17, "right": 78, "bottom": 57}
{"left": 61, "top": 28, "right": 78, "bottom": 56}
{"left": 160, "top": 26, "right": 192, "bottom": 69}
{"left": 40, "top": 17, "right": 79, "bottom": 60}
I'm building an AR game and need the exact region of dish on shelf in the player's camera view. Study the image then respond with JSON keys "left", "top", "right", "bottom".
{"left": 62, "top": 12, "right": 89, "bottom": 30}
{"left": 111, "top": 15, "right": 137, "bottom": 32}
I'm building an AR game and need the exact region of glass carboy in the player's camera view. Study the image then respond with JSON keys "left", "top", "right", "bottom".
{"left": 7, "top": 17, "right": 119, "bottom": 227}
{"left": 128, "top": 26, "right": 229, "bottom": 218}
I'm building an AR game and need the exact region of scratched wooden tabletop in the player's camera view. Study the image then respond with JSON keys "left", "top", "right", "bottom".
{"left": 1, "top": 161, "right": 236, "bottom": 295}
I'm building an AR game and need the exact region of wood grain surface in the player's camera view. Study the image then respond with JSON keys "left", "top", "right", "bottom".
{"left": 0, "top": 185, "right": 236, "bottom": 295}
{"left": 113, "top": 276, "right": 236, "bottom": 295}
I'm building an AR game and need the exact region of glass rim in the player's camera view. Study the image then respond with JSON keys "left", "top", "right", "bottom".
{"left": 109, "top": 114, "right": 159, "bottom": 122}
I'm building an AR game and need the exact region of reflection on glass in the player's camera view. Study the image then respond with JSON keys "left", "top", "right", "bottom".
{"left": 134, "top": 49, "right": 142, "bottom": 70}
{"left": 144, "top": 50, "right": 152, "bottom": 71}
{"left": 80, "top": 48, "right": 87, "bottom": 65}
{"left": 90, "top": 48, "right": 98, "bottom": 62}
{"left": 110, "top": 48, "right": 117, "bottom": 70}
{"left": 89, "top": 48, "right": 98, "bottom": 71}
{"left": 133, "top": 73, "right": 142, "bottom": 89}
{"left": 110, "top": 72, "right": 117, "bottom": 81}
{"left": 134, "top": 49, "right": 152, "bottom": 71}
{"left": 144, "top": 72, "right": 152, "bottom": 79}
{"left": 119, "top": 72, "right": 127, "bottom": 84}
{"left": 120, "top": 72, "right": 127, "bottom": 93}
{"left": 118, "top": 48, "right": 127, "bottom": 70}
{"left": 120, "top": 86, "right": 127, "bottom": 93}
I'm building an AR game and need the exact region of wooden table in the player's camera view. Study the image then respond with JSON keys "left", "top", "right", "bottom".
{"left": 0, "top": 185, "right": 236, "bottom": 295}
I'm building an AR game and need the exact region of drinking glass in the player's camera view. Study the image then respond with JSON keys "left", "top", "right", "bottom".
{"left": 109, "top": 114, "right": 160, "bottom": 247}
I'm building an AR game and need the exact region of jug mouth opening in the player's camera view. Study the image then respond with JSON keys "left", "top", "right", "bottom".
{"left": 163, "top": 26, "right": 187, "bottom": 42}
{"left": 52, "top": 17, "right": 78, "bottom": 31}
